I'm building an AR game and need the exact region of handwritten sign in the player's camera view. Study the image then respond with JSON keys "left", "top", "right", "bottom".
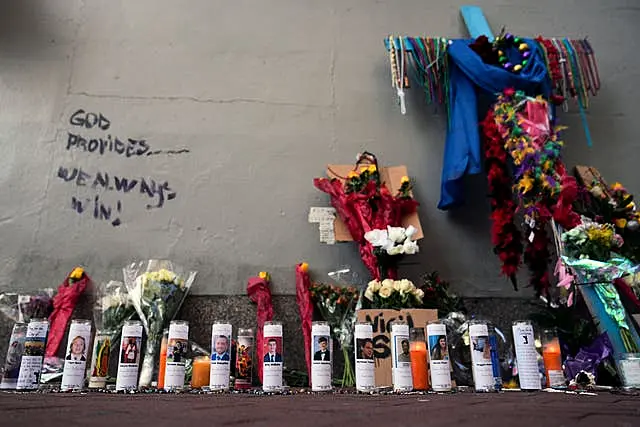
{"left": 56, "top": 109, "right": 184, "bottom": 226}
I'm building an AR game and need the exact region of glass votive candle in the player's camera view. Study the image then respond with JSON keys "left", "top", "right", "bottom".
{"left": 409, "top": 327, "right": 429, "bottom": 390}
{"left": 618, "top": 353, "right": 640, "bottom": 388}
{"left": 541, "top": 329, "right": 565, "bottom": 387}
{"left": 191, "top": 356, "right": 211, "bottom": 389}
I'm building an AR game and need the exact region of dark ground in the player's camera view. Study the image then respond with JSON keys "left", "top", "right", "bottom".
{"left": 0, "top": 391, "right": 639, "bottom": 427}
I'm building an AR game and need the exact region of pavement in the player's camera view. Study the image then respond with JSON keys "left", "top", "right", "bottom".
{"left": 1, "top": 391, "right": 639, "bottom": 427}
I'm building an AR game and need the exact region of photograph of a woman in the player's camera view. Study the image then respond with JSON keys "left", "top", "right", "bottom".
{"left": 430, "top": 335, "right": 449, "bottom": 361}
{"left": 66, "top": 336, "right": 87, "bottom": 361}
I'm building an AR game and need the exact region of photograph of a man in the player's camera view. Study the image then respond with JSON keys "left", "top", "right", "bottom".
{"left": 357, "top": 338, "right": 374, "bottom": 360}
{"left": 212, "top": 335, "right": 230, "bottom": 361}
{"left": 263, "top": 338, "right": 282, "bottom": 363}
{"left": 397, "top": 338, "right": 411, "bottom": 363}
{"left": 313, "top": 336, "right": 331, "bottom": 361}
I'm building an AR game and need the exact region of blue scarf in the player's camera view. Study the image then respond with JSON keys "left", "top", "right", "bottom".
{"left": 438, "top": 39, "right": 552, "bottom": 210}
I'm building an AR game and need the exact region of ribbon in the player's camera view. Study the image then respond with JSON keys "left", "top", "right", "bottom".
{"left": 247, "top": 273, "right": 274, "bottom": 384}
{"left": 295, "top": 263, "right": 313, "bottom": 382}
{"left": 45, "top": 269, "right": 91, "bottom": 358}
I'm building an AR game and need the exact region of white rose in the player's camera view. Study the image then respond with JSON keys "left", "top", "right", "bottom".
{"left": 367, "top": 280, "right": 382, "bottom": 293}
{"left": 399, "top": 279, "right": 414, "bottom": 294}
{"left": 381, "top": 279, "right": 394, "bottom": 289}
{"left": 364, "top": 288, "right": 375, "bottom": 301}
{"left": 386, "top": 244, "right": 405, "bottom": 256}
{"left": 405, "top": 225, "right": 417, "bottom": 240}
{"left": 413, "top": 288, "right": 424, "bottom": 302}
{"left": 379, "top": 284, "right": 394, "bottom": 299}
{"left": 364, "top": 229, "right": 389, "bottom": 247}
{"left": 403, "top": 239, "right": 419, "bottom": 255}
{"left": 387, "top": 226, "right": 406, "bottom": 243}
{"left": 393, "top": 281, "right": 402, "bottom": 291}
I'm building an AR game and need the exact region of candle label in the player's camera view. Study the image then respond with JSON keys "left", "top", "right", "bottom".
{"left": 115, "top": 322, "right": 143, "bottom": 391}
{"left": 235, "top": 334, "right": 253, "bottom": 389}
{"left": 0, "top": 323, "right": 28, "bottom": 390}
{"left": 210, "top": 323, "right": 232, "bottom": 390}
{"left": 468, "top": 323, "right": 494, "bottom": 391}
{"left": 60, "top": 321, "right": 92, "bottom": 391}
{"left": 16, "top": 320, "right": 49, "bottom": 390}
{"left": 354, "top": 323, "right": 375, "bottom": 392}
{"left": 262, "top": 323, "right": 283, "bottom": 392}
{"left": 548, "top": 370, "right": 565, "bottom": 387}
{"left": 391, "top": 324, "right": 412, "bottom": 391}
{"left": 427, "top": 323, "right": 452, "bottom": 391}
{"left": 512, "top": 322, "right": 541, "bottom": 390}
{"left": 164, "top": 322, "right": 189, "bottom": 390}
{"left": 88, "top": 332, "right": 111, "bottom": 389}
{"left": 311, "top": 323, "right": 332, "bottom": 391}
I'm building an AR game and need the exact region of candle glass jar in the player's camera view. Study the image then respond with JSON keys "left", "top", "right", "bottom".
{"left": 157, "top": 329, "right": 169, "bottom": 389}
{"left": 409, "top": 327, "right": 428, "bottom": 390}
{"left": 618, "top": 353, "right": 640, "bottom": 388}
{"left": 541, "top": 329, "right": 565, "bottom": 388}
{"left": 191, "top": 356, "right": 210, "bottom": 389}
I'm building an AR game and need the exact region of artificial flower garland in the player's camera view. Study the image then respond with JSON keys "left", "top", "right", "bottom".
{"left": 482, "top": 89, "right": 580, "bottom": 296}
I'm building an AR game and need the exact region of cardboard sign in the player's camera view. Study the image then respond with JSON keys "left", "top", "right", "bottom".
{"left": 356, "top": 308, "right": 438, "bottom": 387}
{"left": 325, "top": 164, "right": 424, "bottom": 242}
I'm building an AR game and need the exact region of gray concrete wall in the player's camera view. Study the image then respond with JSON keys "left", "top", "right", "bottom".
{"left": 0, "top": 0, "right": 638, "bottom": 297}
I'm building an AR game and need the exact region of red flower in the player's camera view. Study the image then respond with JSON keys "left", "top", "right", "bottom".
{"left": 504, "top": 87, "right": 516, "bottom": 97}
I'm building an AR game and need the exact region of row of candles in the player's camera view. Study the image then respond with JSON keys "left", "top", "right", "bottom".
{"left": 0, "top": 317, "right": 564, "bottom": 392}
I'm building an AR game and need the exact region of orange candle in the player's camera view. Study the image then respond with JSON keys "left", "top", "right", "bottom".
{"left": 410, "top": 341, "right": 429, "bottom": 390}
{"left": 157, "top": 331, "right": 168, "bottom": 389}
{"left": 191, "top": 356, "right": 210, "bottom": 389}
{"left": 542, "top": 330, "right": 564, "bottom": 387}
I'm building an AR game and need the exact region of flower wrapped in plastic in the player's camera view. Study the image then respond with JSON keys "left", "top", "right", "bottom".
{"left": 309, "top": 267, "right": 361, "bottom": 387}
{"left": 94, "top": 280, "right": 137, "bottom": 344}
{"left": 0, "top": 289, "right": 54, "bottom": 324}
{"left": 124, "top": 260, "right": 197, "bottom": 387}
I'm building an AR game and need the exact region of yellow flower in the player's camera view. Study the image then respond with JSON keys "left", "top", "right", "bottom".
{"left": 518, "top": 176, "right": 534, "bottom": 193}
{"left": 612, "top": 182, "right": 624, "bottom": 191}
{"left": 367, "top": 165, "right": 377, "bottom": 173}
{"left": 615, "top": 218, "right": 628, "bottom": 229}
{"left": 627, "top": 202, "right": 636, "bottom": 210}
{"left": 347, "top": 171, "right": 359, "bottom": 179}
{"left": 69, "top": 267, "right": 84, "bottom": 280}
{"left": 300, "top": 262, "right": 309, "bottom": 273}
{"left": 543, "top": 160, "right": 553, "bottom": 171}
{"left": 259, "top": 271, "right": 269, "bottom": 281}
{"left": 400, "top": 176, "right": 410, "bottom": 184}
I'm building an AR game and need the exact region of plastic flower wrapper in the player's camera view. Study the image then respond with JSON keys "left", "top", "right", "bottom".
{"left": 45, "top": 267, "right": 91, "bottom": 360}
{"left": 124, "top": 260, "right": 197, "bottom": 387}
{"left": 442, "top": 312, "right": 515, "bottom": 388}
{"left": 183, "top": 340, "right": 210, "bottom": 386}
{"left": 0, "top": 289, "right": 54, "bottom": 323}
{"left": 309, "top": 266, "right": 362, "bottom": 387}
{"left": 247, "top": 271, "right": 274, "bottom": 384}
{"left": 94, "top": 280, "right": 137, "bottom": 344}
{"left": 561, "top": 255, "right": 640, "bottom": 353}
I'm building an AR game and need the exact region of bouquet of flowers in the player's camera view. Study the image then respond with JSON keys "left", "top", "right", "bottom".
{"left": 364, "top": 226, "right": 419, "bottom": 279}
{"left": 314, "top": 152, "right": 419, "bottom": 280}
{"left": 124, "top": 260, "right": 197, "bottom": 387}
{"left": 562, "top": 220, "right": 624, "bottom": 262}
{"left": 94, "top": 280, "right": 137, "bottom": 343}
{"left": 362, "top": 278, "right": 423, "bottom": 310}
{"left": 0, "top": 289, "right": 54, "bottom": 323}
{"left": 420, "top": 271, "right": 464, "bottom": 316}
{"left": 309, "top": 272, "right": 360, "bottom": 387}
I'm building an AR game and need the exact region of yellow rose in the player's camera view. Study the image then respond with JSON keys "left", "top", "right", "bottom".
{"left": 347, "top": 171, "right": 359, "bottom": 179}
{"left": 400, "top": 176, "right": 410, "bottom": 184}
{"left": 69, "top": 267, "right": 84, "bottom": 280}
{"left": 367, "top": 165, "right": 377, "bottom": 173}
{"left": 259, "top": 271, "right": 269, "bottom": 281}
{"left": 378, "top": 284, "right": 394, "bottom": 299}
{"left": 300, "top": 262, "right": 309, "bottom": 273}
{"left": 615, "top": 218, "right": 627, "bottom": 229}
{"left": 398, "top": 279, "right": 414, "bottom": 294}
{"left": 393, "top": 281, "right": 402, "bottom": 291}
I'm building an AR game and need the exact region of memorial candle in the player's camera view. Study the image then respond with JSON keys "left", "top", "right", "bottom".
{"left": 191, "top": 356, "right": 210, "bottom": 389}
{"left": 409, "top": 327, "right": 429, "bottom": 390}
{"left": 157, "top": 329, "right": 168, "bottom": 389}
{"left": 542, "top": 329, "right": 564, "bottom": 387}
